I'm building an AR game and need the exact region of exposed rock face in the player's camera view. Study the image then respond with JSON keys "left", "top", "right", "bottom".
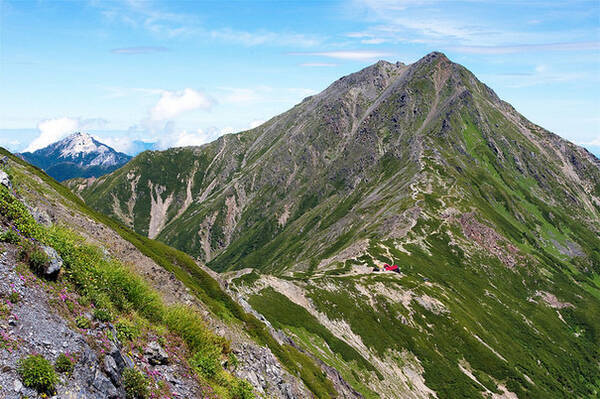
{"left": 233, "top": 343, "right": 312, "bottom": 399}
{"left": 145, "top": 341, "right": 169, "bottom": 365}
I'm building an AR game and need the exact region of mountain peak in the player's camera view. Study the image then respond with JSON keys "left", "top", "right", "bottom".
{"left": 411, "top": 51, "right": 452, "bottom": 70}
{"left": 57, "top": 131, "right": 102, "bottom": 157}
{"left": 19, "top": 132, "right": 131, "bottom": 181}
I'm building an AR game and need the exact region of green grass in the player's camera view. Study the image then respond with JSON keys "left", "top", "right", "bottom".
{"left": 249, "top": 287, "right": 375, "bottom": 372}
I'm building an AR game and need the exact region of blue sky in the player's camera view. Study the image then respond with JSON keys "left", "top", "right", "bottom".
{"left": 1, "top": 0, "right": 599, "bottom": 156}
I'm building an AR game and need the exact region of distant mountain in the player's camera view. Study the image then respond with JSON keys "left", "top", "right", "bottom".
{"left": 19, "top": 132, "right": 131, "bottom": 181}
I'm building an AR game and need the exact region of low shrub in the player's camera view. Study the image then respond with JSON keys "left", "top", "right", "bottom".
{"left": 18, "top": 242, "right": 49, "bottom": 275}
{"left": 17, "top": 354, "right": 58, "bottom": 394}
{"left": 29, "top": 248, "right": 49, "bottom": 274}
{"left": 230, "top": 379, "right": 255, "bottom": 399}
{"left": 165, "top": 305, "right": 229, "bottom": 355}
{"left": 190, "top": 348, "right": 221, "bottom": 379}
{"left": 122, "top": 367, "right": 149, "bottom": 399}
{"left": 227, "top": 352, "right": 239, "bottom": 370}
{"left": 116, "top": 319, "right": 139, "bottom": 342}
{"left": 55, "top": 352, "right": 75, "bottom": 374}
{"left": 8, "top": 291, "right": 20, "bottom": 303}
{"left": 75, "top": 315, "right": 91, "bottom": 329}
{"left": 46, "top": 227, "right": 164, "bottom": 322}
{"left": 93, "top": 308, "right": 113, "bottom": 322}
{"left": 0, "top": 185, "right": 42, "bottom": 239}
{"left": 0, "top": 302, "right": 9, "bottom": 319}
{"left": 0, "top": 228, "right": 20, "bottom": 244}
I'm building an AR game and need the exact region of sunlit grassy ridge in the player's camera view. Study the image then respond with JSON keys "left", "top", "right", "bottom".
{"left": 1, "top": 148, "right": 337, "bottom": 398}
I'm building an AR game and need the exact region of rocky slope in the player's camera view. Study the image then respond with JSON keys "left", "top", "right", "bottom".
{"left": 72, "top": 52, "right": 600, "bottom": 398}
{"left": 19, "top": 132, "right": 131, "bottom": 181}
{"left": 0, "top": 151, "right": 354, "bottom": 398}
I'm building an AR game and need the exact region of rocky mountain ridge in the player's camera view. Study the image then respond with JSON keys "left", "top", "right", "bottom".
{"left": 69, "top": 52, "right": 600, "bottom": 398}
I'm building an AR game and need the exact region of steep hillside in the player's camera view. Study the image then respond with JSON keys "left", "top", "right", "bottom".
{"left": 73, "top": 52, "right": 600, "bottom": 398}
{"left": 19, "top": 132, "right": 131, "bottom": 181}
{"left": 0, "top": 149, "right": 356, "bottom": 398}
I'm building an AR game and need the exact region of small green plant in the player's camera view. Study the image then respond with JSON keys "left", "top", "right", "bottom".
{"left": 0, "top": 228, "right": 20, "bottom": 244}
{"left": 75, "top": 315, "right": 91, "bottom": 329}
{"left": 54, "top": 352, "right": 75, "bottom": 374}
{"left": 0, "top": 185, "right": 42, "bottom": 239}
{"left": 78, "top": 295, "right": 91, "bottom": 307}
{"left": 116, "top": 319, "right": 139, "bottom": 342}
{"left": 230, "top": 379, "right": 255, "bottom": 399}
{"left": 93, "top": 308, "right": 113, "bottom": 322}
{"left": 29, "top": 248, "right": 49, "bottom": 273}
{"left": 228, "top": 352, "right": 239, "bottom": 370}
{"left": 122, "top": 367, "right": 149, "bottom": 399}
{"left": 0, "top": 302, "right": 9, "bottom": 319}
{"left": 8, "top": 291, "right": 20, "bottom": 303}
{"left": 190, "top": 349, "right": 220, "bottom": 378}
{"left": 19, "top": 243, "right": 50, "bottom": 275}
{"left": 17, "top": 354, "right": 58, "bottom": 394}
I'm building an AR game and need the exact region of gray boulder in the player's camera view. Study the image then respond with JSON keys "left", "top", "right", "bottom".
{"left": 145, "top": 341, "right": 169, "bottom": 365}
{"left": 41, "top": 245, "right": 63, "bottom": 276}
{"left": 103, "top": 355, "right": 121, "bottom": 387}
{"left": 0, "top": 170, "right": 11, "bottom": 189}
{"left": 91, "top": 369, "right": 118, "bottom": 398}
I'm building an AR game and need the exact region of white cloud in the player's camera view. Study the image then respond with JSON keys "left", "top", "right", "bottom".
{"left": 152, "top": 125, "right": 239, "bottom": 150}
{"left": 24, "top": 117, "right": 80, "bottom": 152}
{"left": 348, "top": 0, "right": 600, "bottom": 53}
{"left": 96, "top": 135, "right": 138, "bottom": 154}
{"left": 220, "top": 126, "right": 236, "bottom": 135}
{"left": 155, "top": 128, "right": 217, "bottom": 150}
{"left": 220, "top": 88, "right": 262, "bottom": 104}
{"left": 150, "top": 88, "right": 214, "bottom": 120}
{"left": 580, "top": 136, "right": 600, "bottom": 146}
{"left": 289, "top": 50, "right": 392, "bottom": 60}
{"left": 362, "top": 38, "right": 387, "bottom": 44}
{"left": 249, "top": 120, "right": 265, "bottom": 129}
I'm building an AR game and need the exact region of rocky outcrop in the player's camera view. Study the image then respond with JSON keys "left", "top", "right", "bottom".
{"left": 0, "top": 244, "right": 202, "bottom": 399}
{"left": 0, "top": 170, "right": 11, "bottom": 189}
{"left": 0, "top": 247, "right": 120, "bottom": 399}
{"left": 41, "top": 245, "right": 63, "bottom": 276}
{"left": 233, "top": 343, "right": 312, "bottom": 399}
{"left": 145, "top": 341, "right": 169, "bottom": 365}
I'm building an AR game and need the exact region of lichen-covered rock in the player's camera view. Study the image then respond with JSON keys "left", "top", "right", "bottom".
{"left": 41, "top": 245, "right": 63, "bottom": 275}
{"left": 145, "top": 341, "right": 169, "bottom": 365}
{"left": 0, "top": 170, "right": 11, "bottom": 189}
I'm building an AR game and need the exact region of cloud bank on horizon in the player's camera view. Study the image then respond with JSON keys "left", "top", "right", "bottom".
{"left": 1, "top": 0, "right": 598, "bottom": 155}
